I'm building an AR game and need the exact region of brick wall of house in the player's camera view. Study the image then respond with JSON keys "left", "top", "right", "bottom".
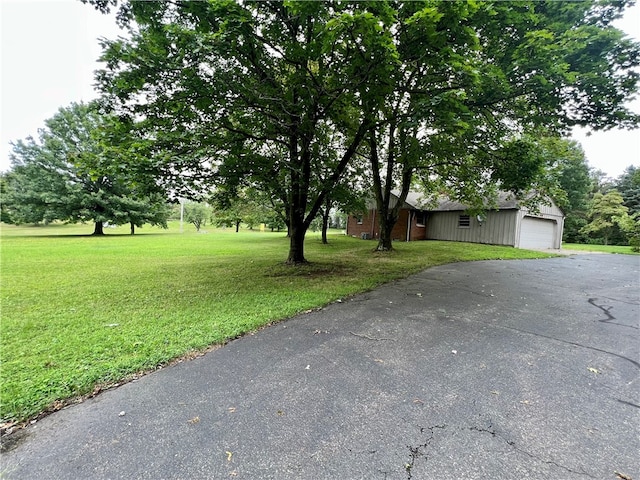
{"left": 408, "top": 211, "right": 427, "bottom": 241}
{"left": 346, "top": 210, "right": 377, "bottom": 239}
{"left": 347, "top": 208, "right": 428, "bottom": 241}
{"left": 390, "top": 209, "right": 409, "bottom": 240}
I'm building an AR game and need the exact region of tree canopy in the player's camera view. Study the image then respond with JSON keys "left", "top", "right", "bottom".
{"left": 360, "top": 1, "right": 640, "bottom": 249}
{"left": 88, "top": 0, "right": 640, "bottom": 255}
{"left": 581, "top": 190, "right": 631, "bottom": 245}
{"left": 3, "top": 102, "right": 170, "bottom": 234}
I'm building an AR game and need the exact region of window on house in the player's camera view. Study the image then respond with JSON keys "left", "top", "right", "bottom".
{"left": 458, "top": 215, "right": 470, "bottom": 228}
{"left": 356, "top": 215, "right": 363, "bottom": 225}
{"left": 416, "top": 212, "right": 426, "bottom": 226}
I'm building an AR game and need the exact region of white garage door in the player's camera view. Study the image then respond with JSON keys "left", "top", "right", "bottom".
{"left": 520, "top": 217, "right": 556, "bottom": 249}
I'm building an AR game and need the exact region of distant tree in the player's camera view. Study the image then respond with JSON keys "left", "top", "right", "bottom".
{"left": 581, "top": 190, "right": 631, "bottom": 245}
{"left": 538, "top": 138, "right": 592, "bottom": 243}
{"left": 615, "top": 166, "right": 640, "bottom": 217}
{"left": 0, "top": 174, "right": 14, "bottom": 224}
{"left": 3, "top": 102, "right": 170, "bottom": 234}
{"left": 183, "top": 202, "right": 211, "bottom": 232}
{"left": 211, "top": 188, "right": 273, "bottom": 232}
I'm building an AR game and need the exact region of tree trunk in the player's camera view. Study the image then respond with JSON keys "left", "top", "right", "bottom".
{"left": 321, "top": 214, "right": 329, "bottom": 244}
{"left": 287, "top": 221, "right": 308, "bottom": 264}
{"left": 321, "top": 197, "right": 331, "bottom": 245}
{"left": 92, "top": 221, "right": 104, "bottom": 235}
{"left": 369, "top": 123, "right": 414, "bottom": 252}
{"left": 130, "top": 222, "right": 135, "bottom": 235}
{"left": 376, "top": 212, "right": 396, "bottom": 251}
{"left": 235, "top": 220, "right": 240, "bottom": 233}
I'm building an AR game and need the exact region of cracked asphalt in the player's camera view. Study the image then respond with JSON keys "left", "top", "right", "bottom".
{"left": 2, "top": 253, "right": 639, "bottom": 479}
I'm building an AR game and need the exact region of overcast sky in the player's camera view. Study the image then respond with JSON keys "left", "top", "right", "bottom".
{"left": 1, "top": 1, "right": 639, "bottom": 178}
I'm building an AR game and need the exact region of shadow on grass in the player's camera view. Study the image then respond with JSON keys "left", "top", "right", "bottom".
{"left": 265, "top": 261, "right": 350, "bottom": 278}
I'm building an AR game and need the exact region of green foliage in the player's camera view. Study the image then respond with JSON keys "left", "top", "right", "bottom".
{"left": 581, "top": 190, "right": 631, "bottom": 245}
{"left": 537, "top": 137, "right": 592, "bottom": 242}
{"left": 87, "top": 0, "right": 639, "bottom": 257}
{"left": 210, "top": 188, "right": 274, "bottom": 232}
{"left": 615, "top": 165, "right": 640, "bottom": 217}
{"left": 183, "top": 202, "right": 211, "bottom": 232}
{"left": 3, "top": 102, "right": 170, "bottom": 234}
{"left": 359, "top": 1, "right": 639, "bottom": 250}
{"left": 1, "top": 223, "right": 554, "bottom": 424}
{"left": 95, "top": 1, "right": 399, "bottom": 262}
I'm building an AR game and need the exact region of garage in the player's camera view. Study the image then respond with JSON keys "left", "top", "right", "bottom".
{"left": 519, "top": 216, "right": 557, "bottom": 249}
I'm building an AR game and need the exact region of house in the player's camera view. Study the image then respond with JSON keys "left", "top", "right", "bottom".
{"left": 346, "top": 191, "right": 565, "bottom": 250}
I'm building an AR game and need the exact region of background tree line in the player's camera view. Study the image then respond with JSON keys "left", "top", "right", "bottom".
{"left": 2, "top": 0, "right": 639, "bottom": 259}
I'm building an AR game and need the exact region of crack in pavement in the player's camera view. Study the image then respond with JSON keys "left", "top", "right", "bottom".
{"left": 469, "top": 319, "right": 640, "bottom": 370}
{"left": 401, "top": 419, "right": 599, "bottom": 479}
{"left": 615, "top": 398, "right": 640, "bottom": 409}
{"left": 404, "top": 425, "right": 447, "bottom": 479}
{"left": 467, "top": 421, "right": 597, "bottom": 479}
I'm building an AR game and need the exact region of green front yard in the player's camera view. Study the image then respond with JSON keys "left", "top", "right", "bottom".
{"left": 1, "top": 222, "right": 555, "bottom": 425}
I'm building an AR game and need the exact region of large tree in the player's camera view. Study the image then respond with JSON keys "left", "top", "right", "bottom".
{"left": 88, "top": 0, "right": 639, "bottom": 254}
{"left": 4, "top": 102, "right": 170, "bottom": 234}
{"left": 363, "top": 1, "right": 640, "bottom": 250}
{"left": 539, "top": 138, "right": 592, "bottom": 242}
{"left": 92, "top": 1, "right": 396, "bottom": 263}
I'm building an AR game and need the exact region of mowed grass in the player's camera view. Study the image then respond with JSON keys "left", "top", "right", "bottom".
{"left": 563, "top": 242, "right": 639, "bottom": 255}
{"left": 1, "top": 222, "right": 554, "bottom": 424}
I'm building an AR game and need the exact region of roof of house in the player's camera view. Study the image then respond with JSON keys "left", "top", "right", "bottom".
{"left": 396, "top": 190, "right": 520, "bottom": 212}
{"left": 428, "top": 191, "right": 520, "bottom": 212}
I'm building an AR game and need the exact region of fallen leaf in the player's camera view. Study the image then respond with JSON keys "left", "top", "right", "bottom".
{"left": 451, "top": 350, "right": 458, "bottom": 355}
{"left": 226, "top": 451, "right": 233, "bottom": 462}
{"left": 491, "top": 391, "right": 500, "bottom": 395}
{"left": 305, "top": 365, "right": 310, "bottom": 370}
{"left": 118, "top": 411, "right": 126, "bottom": 417}
{"left": 615, "top": 471, "right": 632, "bottom": 480}
{"left": 374, "top": 359, "right": 384, "bottom": 363}
{"left": 228, "top": 407, "right": 236, "bottom": 413}
{"left": 413, "top": 399, "right": 424, "bottom": 405}
{"left": 520, "top": 400, "right": 530, "bottom": 405}
{"left": 588, "top": 367, "right": 600, "bottom": 374}
{"left": 188, "top": 416, "right": 200, "bottom": 424}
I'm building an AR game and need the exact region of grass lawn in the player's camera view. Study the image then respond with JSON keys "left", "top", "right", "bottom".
{"left": 1, "top": 221, "right": 555, "bottom": 426}
{"left": 563, "top": 243, "right": 639, "bottom": 255}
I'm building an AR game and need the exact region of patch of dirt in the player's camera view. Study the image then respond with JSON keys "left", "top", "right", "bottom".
{"left": 0, "top": 427, "right": 31, "bottom": 453}
{"left": 265, "top": 262, "right": 348, "bottom": 279}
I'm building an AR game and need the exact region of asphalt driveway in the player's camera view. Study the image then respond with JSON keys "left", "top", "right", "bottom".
{"left": 2, "top": 254, "right": 639, "bottom": 479}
